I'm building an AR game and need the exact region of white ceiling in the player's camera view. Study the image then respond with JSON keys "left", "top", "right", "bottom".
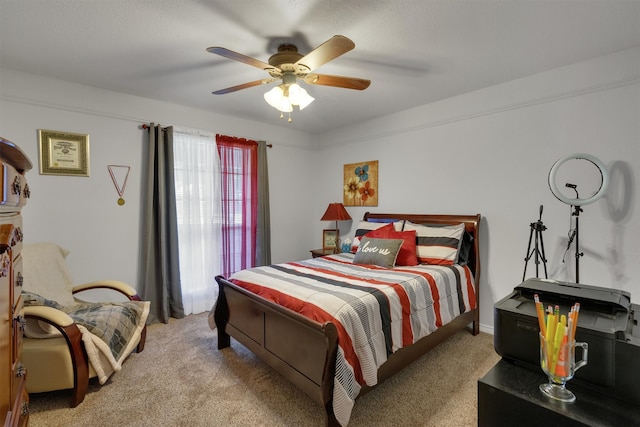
{"left": 1, "top": 0, "right": 639, "bottom": 134}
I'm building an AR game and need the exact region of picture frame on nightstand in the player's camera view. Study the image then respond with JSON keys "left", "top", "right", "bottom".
{"left": 322, "top": 229, "right": 338, "bottom": 250}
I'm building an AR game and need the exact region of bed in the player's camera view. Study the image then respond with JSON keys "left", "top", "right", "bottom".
{"left": 211, "top": 212, "right": 481, "bottom": 426}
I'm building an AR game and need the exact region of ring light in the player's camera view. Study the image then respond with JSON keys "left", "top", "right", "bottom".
{"left": 548, "top": 153, "right": 608, "bottom": 283}
{"left": 548, "top": 153, "right": 608, "bottom": 206}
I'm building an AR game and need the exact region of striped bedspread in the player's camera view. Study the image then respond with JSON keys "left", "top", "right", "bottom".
{"left": 228, "top": 253, "right": 476, "bottom": 426}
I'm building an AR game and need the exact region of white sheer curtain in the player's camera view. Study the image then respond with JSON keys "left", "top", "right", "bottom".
{"left": 172, "top": 128, "right": 222, "bottom": 315}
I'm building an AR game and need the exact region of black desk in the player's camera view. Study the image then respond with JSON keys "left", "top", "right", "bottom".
{"left": 478, "top": 359, "right": 640, "bottom": 427}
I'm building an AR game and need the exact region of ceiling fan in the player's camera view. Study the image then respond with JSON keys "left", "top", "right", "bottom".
{"left": 207, "top": 35, "right": 371, "bottom": 122}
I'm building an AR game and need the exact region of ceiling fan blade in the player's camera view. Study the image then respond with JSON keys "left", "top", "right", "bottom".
{"left": 295, "top": 35, "right": 355, "bottom": 72}
{"left": 304, "top": 74, "right": 371, "bottom": 90}
{"left": 212, "top": 78, "right": 276, "bottom": 95}
{"left": 206, "top": 47, "right": 277, "bottom": 72}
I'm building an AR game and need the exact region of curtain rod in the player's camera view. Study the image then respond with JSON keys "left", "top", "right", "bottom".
{"left": 141, "top": 123, "right": 169, "bottom": 130}
{"left": 141, "top": 123, "right": 272, "bottom": 147}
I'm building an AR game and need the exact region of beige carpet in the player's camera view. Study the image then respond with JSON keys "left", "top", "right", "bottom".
{"left": 28, "top": 313, "right": 500, "bottom": 427}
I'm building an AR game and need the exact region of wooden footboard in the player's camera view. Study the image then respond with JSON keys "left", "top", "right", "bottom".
{"left": 214, "top": 212, "right": 481, "bottom": 426}
{"left": 214, "top": 276, "right": 339, "bottom": 417}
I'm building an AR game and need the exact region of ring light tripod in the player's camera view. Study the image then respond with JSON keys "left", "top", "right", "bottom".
{"left": 548, "top": 153, "right": 608, "bottom": 283}
{"left": 523, "top": 205, "right": 548, "bottom": 282}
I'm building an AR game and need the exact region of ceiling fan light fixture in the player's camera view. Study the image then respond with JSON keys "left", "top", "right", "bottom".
{"left": 288, "top": 83, "right": 315, "bottom": 110}
{"left": 264, "top": 82, "right": 314, "bottom": 113}
{"left": 264, "top": 85, "right": 293, "bottom": 112}
{"left": 264, "top": 83, "right": 314, "bottom": 113}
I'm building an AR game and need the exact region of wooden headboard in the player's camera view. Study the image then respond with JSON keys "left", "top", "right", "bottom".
{"left": 362, "top": 211, "right": 482, "bottom": 298}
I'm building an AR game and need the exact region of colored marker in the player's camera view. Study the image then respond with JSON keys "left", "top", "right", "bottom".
{"left": 534, "top": 294, "right": 546, "bottom": 336}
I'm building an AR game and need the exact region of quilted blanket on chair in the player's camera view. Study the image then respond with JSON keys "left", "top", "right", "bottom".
{"left": 22, "top": 291, "right": 150, "bottom": 384}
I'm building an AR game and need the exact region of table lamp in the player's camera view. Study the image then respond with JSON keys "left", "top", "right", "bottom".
{"left": 321, "top": 202, "right": 352, "bottom": 252}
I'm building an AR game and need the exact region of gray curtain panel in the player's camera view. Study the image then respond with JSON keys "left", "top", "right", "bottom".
{"left": 255, "top": 141, "right": 271, "bottom": 267}
{"left": 139, "top": 124, "right": 184, "bottom": 324}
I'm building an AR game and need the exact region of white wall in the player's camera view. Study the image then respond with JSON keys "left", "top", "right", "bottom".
{"left": 2, "top": 47, "right": 638, "bottom": 333}
{"left": 316, "top": 47, "right": 640, "bottom": 332}
{"left": 0, "top": 68, "right": 317, "bottom": 286}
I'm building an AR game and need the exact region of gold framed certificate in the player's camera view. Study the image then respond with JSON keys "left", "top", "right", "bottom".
{"left": 38, "top": 129, "right": 90, "bottom": 176}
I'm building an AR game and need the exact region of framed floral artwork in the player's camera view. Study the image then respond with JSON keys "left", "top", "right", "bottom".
{"left": 343, "top": 160, "right": 378, "bottom": 206}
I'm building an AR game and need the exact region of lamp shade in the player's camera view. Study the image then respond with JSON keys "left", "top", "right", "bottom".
{"left": 288, "top": 83, "right": 315, "bottom": 110}
{"left": 321, "top": 203, "right": 352, "bottom": 221}
{"left": 264, "top": 85, "right": 293, "bottom": 112}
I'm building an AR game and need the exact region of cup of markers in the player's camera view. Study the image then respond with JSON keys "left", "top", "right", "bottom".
{"left": 535, "top": 294, "right": 588, "bottom": 403}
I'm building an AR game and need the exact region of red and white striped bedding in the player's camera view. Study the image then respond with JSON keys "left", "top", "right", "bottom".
{"left": 229, "top": 252, "right": 476, "bottom": 426}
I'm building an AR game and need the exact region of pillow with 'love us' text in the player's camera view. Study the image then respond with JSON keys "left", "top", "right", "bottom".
{"left": 353, "top": 236, "right": 404, "bottom": 269}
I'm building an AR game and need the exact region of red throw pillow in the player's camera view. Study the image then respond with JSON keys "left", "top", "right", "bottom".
{"left": 365, "top": 224, "right": 418, "bottom": 266}
{"left": 364, "top": 222, "right": 395, "bottom": 237}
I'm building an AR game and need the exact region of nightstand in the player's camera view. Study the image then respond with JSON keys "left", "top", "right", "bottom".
{"left": 310, "top": 248, "right": 336, "bottom": 258}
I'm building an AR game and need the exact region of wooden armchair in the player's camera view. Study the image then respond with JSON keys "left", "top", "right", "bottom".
{"left": 20, "top": 243, "right": 149, "bottom": 407}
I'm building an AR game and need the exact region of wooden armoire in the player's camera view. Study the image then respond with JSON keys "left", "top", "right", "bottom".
{"left": 0, "top": 137, "right": 31, "bottom": 426}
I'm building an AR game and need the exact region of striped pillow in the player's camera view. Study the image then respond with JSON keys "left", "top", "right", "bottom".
{"left": 350, "top": 220, "right": 404, "bottom": 253}
{"left": 403, "top": 221, "right": 465, "bottom": 265}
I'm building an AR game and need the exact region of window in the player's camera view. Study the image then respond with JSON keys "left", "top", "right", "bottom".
{"left": 171, "top": 130, "right": 259, "bottom": 314}
{"left": 216, "top": 134, "right": 258, "bottom": 278}
{"left": 172, "top": 129, "right": 222, "bottom": 315}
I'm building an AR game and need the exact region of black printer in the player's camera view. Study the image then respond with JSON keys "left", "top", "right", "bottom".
{"left": 494, "top": 278, "right": 640, "bottom": 407}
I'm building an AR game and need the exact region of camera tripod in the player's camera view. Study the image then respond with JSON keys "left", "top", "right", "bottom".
{"left": 522, "top": 205, "right": 548, "bottom": 281}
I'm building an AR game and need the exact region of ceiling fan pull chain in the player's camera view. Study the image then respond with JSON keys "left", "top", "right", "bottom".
{"left": 288, "top": 112, "right": 292, "bottom": 123}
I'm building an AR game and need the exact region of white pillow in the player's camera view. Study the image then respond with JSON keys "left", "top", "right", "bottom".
{"left": 22, "top": 243, "right": 76, "bottom": 307}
